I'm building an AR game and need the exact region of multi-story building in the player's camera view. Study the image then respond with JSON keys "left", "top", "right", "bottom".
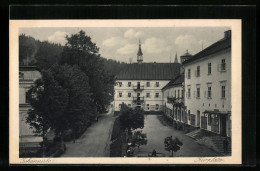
{"left": 182, "top": 30, "right": 231, "bottom": 137}
{"left": 114, "top": 41, "right": 181, "bottom": 112}
{"left": 19, "top": 66, "right": 42, "bottom": 152}
{"left": 162, "top": 74, "right": 186, "bottom": 125}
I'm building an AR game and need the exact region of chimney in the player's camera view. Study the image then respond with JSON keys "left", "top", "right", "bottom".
{"left": 224, "top": 30, "right": 231, "bottom": 39}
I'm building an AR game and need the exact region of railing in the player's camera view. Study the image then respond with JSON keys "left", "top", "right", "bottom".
{"left": 133, "top": 96, "right": 144, "bottom": 102}
{"left": 133, "top": 85, "right": 144, "bottom": 91}
{"left": 167, "top": 97, "right": 184, "bottom": 105}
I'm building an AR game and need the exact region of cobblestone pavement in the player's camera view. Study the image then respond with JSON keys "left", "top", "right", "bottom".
{"left": 60, "top": 108, "right": 116, "bottom": 157}
{"left": 133, "top": 115, "right": 220, "bottom": 157}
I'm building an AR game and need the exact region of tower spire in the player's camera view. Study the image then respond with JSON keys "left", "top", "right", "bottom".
{"left": 137, "top": 39, "right": 143, "bottom": 64}
{"left": 174, "top": 52, "right": 179, "bottom": 63}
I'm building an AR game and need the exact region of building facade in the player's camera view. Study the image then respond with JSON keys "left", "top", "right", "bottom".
{"left": 19, "top": 66, "right": 42, "bottom": 151}
{"left": 182, "top": 30, "right": 232, "bottom": 137}
{"left": 114, "top": 41, "right": 181, "bottom": 112}
{"left": 162, "top": 75, "right": 187, "bottom": 125}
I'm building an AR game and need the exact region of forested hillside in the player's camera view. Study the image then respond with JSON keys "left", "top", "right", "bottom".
{"left": 19, "top": 34, "right": 127, "bottom": 75}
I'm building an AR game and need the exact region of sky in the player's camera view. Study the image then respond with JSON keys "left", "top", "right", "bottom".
{"left": 20, "top": 27, "right": 230, "bottom": 63}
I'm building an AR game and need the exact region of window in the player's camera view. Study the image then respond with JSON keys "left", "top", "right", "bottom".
{"left": 119, "top": 82, "right": 122, "bottom": 87}
{"left": 188, "top": 110, "right": 191, "bottom": 120}
{"left": 208, "top": 63, "right": 211, "bottom": 74}
{"left": 181, "top": 90, "right": 184, "bottom": 98}
{"left": 146, "top": 82, "right": 150, "bottom": 87}
{"left": 119, "top": 104, "right": 122, "bottom": 109}
{"left": 196, "top": 66, "right": 200, "bottom": 77}
{"left": 188, "top": 69, "right": 191, "bottom": 79}
{"left": 147, "top": 104, "right": 150, "bottom": 110}
{"left": 156, "top": 82, "right": 159, "bottom": 87}
{"left": 221, "top": 59, "right": 226, "bottom": 71}
{"left": 146, "top": 93, "right": 150, "bottom": 98}
{"left": 178, "top": 90, "right": 180, "bottom": 98}
{"left": 128, "top": 82, "right": 131, "bottom": 87}
{"left": 155, "top": 93, "right": 159, "bottom": 98}
{"left": 197, "top": 88, "right": 200, "bottom": 98}
{"left": 221, "top": 86, "right": 226, "bottom": 98}
{"left": 208, "top": 87, "right": 212, "bottom": 98}
{"left": 188, "top": 88, "right": 191, "bottom": 98}
{"left": 128, "top": 93, "right": 131, "bottom": 98}
{"left": 119, "top": 92, "right": 122, "bottom": 97}
{"left": 25, "top": 91, "right": 30, "bottom": 103}
{"left": 156, "top": 104, "right": 159, "bottom": 110}
{"left": 128, "top": 104, "right": 131, "bottom": 107}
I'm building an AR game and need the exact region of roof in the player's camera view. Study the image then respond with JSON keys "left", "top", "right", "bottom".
{"left": 116, "top": 63, "right": 181, "bottom": 80}
{"left": 180, "top": 50, "right": 192, "bottom": 57}
{"left": 162, "top": 74, "right": 184, "bottom": 90}
{"left": 182, "top": 37, "right": 231, "bottom": 65}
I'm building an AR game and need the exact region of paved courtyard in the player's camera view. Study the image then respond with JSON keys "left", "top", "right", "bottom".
{"left": 133, "top": 115, "right": 220, "bottom": 157}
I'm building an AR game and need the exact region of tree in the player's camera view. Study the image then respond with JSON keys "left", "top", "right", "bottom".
{"left": 131, "top": 130, "right": 147, "bottom": 150}
{"left": 26, "top": 70, "right": 69, "bottom": 156}
{"left": 164, "top": 136, "right": 183, "bottom": 157}
{"left": 119, "top": 104, "right": 144, "bottom": 136}
{"left": 35, "top": 41, "right": 63, "bottom": 70}
{"left": 50, "top": 64, "right": 94, "bottom": 143}
{"left": 60, "top": 30, "right": 114, "bottom": 113}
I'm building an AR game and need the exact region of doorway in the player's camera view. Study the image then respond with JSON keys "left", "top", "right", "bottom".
{"left": 220, "top": 115, "right": 227, "bottom": 136}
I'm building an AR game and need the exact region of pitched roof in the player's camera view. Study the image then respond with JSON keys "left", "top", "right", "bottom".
{"left": 182, "top": 37, "right": 231, "bottom": 65}
{"left": 116, "top": 63, "right": 181, "bottom": 80}
{"left": 162, "top": 74, "right": 184, "bottom": 90}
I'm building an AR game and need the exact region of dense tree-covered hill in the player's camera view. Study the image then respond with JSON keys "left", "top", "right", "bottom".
{"left": 19, "top": 34, "right": 127, "bottom": 76}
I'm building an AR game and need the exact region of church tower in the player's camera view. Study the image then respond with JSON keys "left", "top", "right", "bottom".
{"left": 174, "top": 52, "right": 179, "bottom": 63}
{"left": 137, "top": 40, "right": 143, "bottom": 64}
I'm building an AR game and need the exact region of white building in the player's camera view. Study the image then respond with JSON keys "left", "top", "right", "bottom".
{"left": 182, "top": 30, "right": 231, "bottom": 137}
{"left": 114, "top": 41, "right": 181, "bottom": 112}
{"left": 19, "top": 66, "right": 42, "bottom": 151}
{"left": 162, "top": 74, "right": 186, "bottom": 125}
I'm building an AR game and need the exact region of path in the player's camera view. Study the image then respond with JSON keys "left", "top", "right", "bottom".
{"left": 61, "top": 108, "right": 116, "bottom": 157}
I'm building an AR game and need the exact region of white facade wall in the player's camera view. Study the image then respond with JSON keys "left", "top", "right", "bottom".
{"left": 114, "top": 80, "right": 170, "bottom": 111}
{"left": 184, "top": 48, "right": 231, "bottom": 135}
{"left": 19, "top": 69, "right": 42, "bottom": 143}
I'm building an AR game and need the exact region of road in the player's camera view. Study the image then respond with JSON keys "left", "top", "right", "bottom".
{"left": 60, "top": 108, "right": 116, "bottom": 157}
{"left": 134, "top": 115, "right": 220, "bottom": 157}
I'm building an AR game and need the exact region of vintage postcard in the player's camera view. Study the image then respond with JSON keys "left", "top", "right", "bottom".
{"left": 9, "top": 19, "right": 241, "bottom": 164}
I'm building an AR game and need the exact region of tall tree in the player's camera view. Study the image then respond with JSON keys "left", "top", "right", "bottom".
{"left": 50, "top": 64, "right": 94, "bottom": 143}
{"left": 60, "top": 30, "right": 114, "bottom": 113}
{"left": 26, "top": 70, "right": 69, "bottom": 155}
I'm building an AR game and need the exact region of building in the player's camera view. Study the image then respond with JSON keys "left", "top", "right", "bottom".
{"left": 182, "top": 30, "right": 231, "bottom": 137}
{"left": 162, "top": 74, "right": 186, "bottom": 126}
{"left": 19, "top": 66, "right": 42, "bottom": 152}
{"left": 114, "top": 41, "right": 181, "bottom": 112}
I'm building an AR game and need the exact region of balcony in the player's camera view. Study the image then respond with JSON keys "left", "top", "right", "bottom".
{"left": 167, "top": 97, "right": 184, "bottom": 105}
{"left": 133, "top": 85, "right": 144, "bottom": 91}
{"left": 167, "top": 96, "right": 176, "bottom": 103}
{"left": 133, "top": 96, "right": 144, "bottom": 103}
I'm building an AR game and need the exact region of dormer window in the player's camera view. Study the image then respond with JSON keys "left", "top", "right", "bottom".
{"left": 119, "top": 82, "right": 122, "bottom": 87}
